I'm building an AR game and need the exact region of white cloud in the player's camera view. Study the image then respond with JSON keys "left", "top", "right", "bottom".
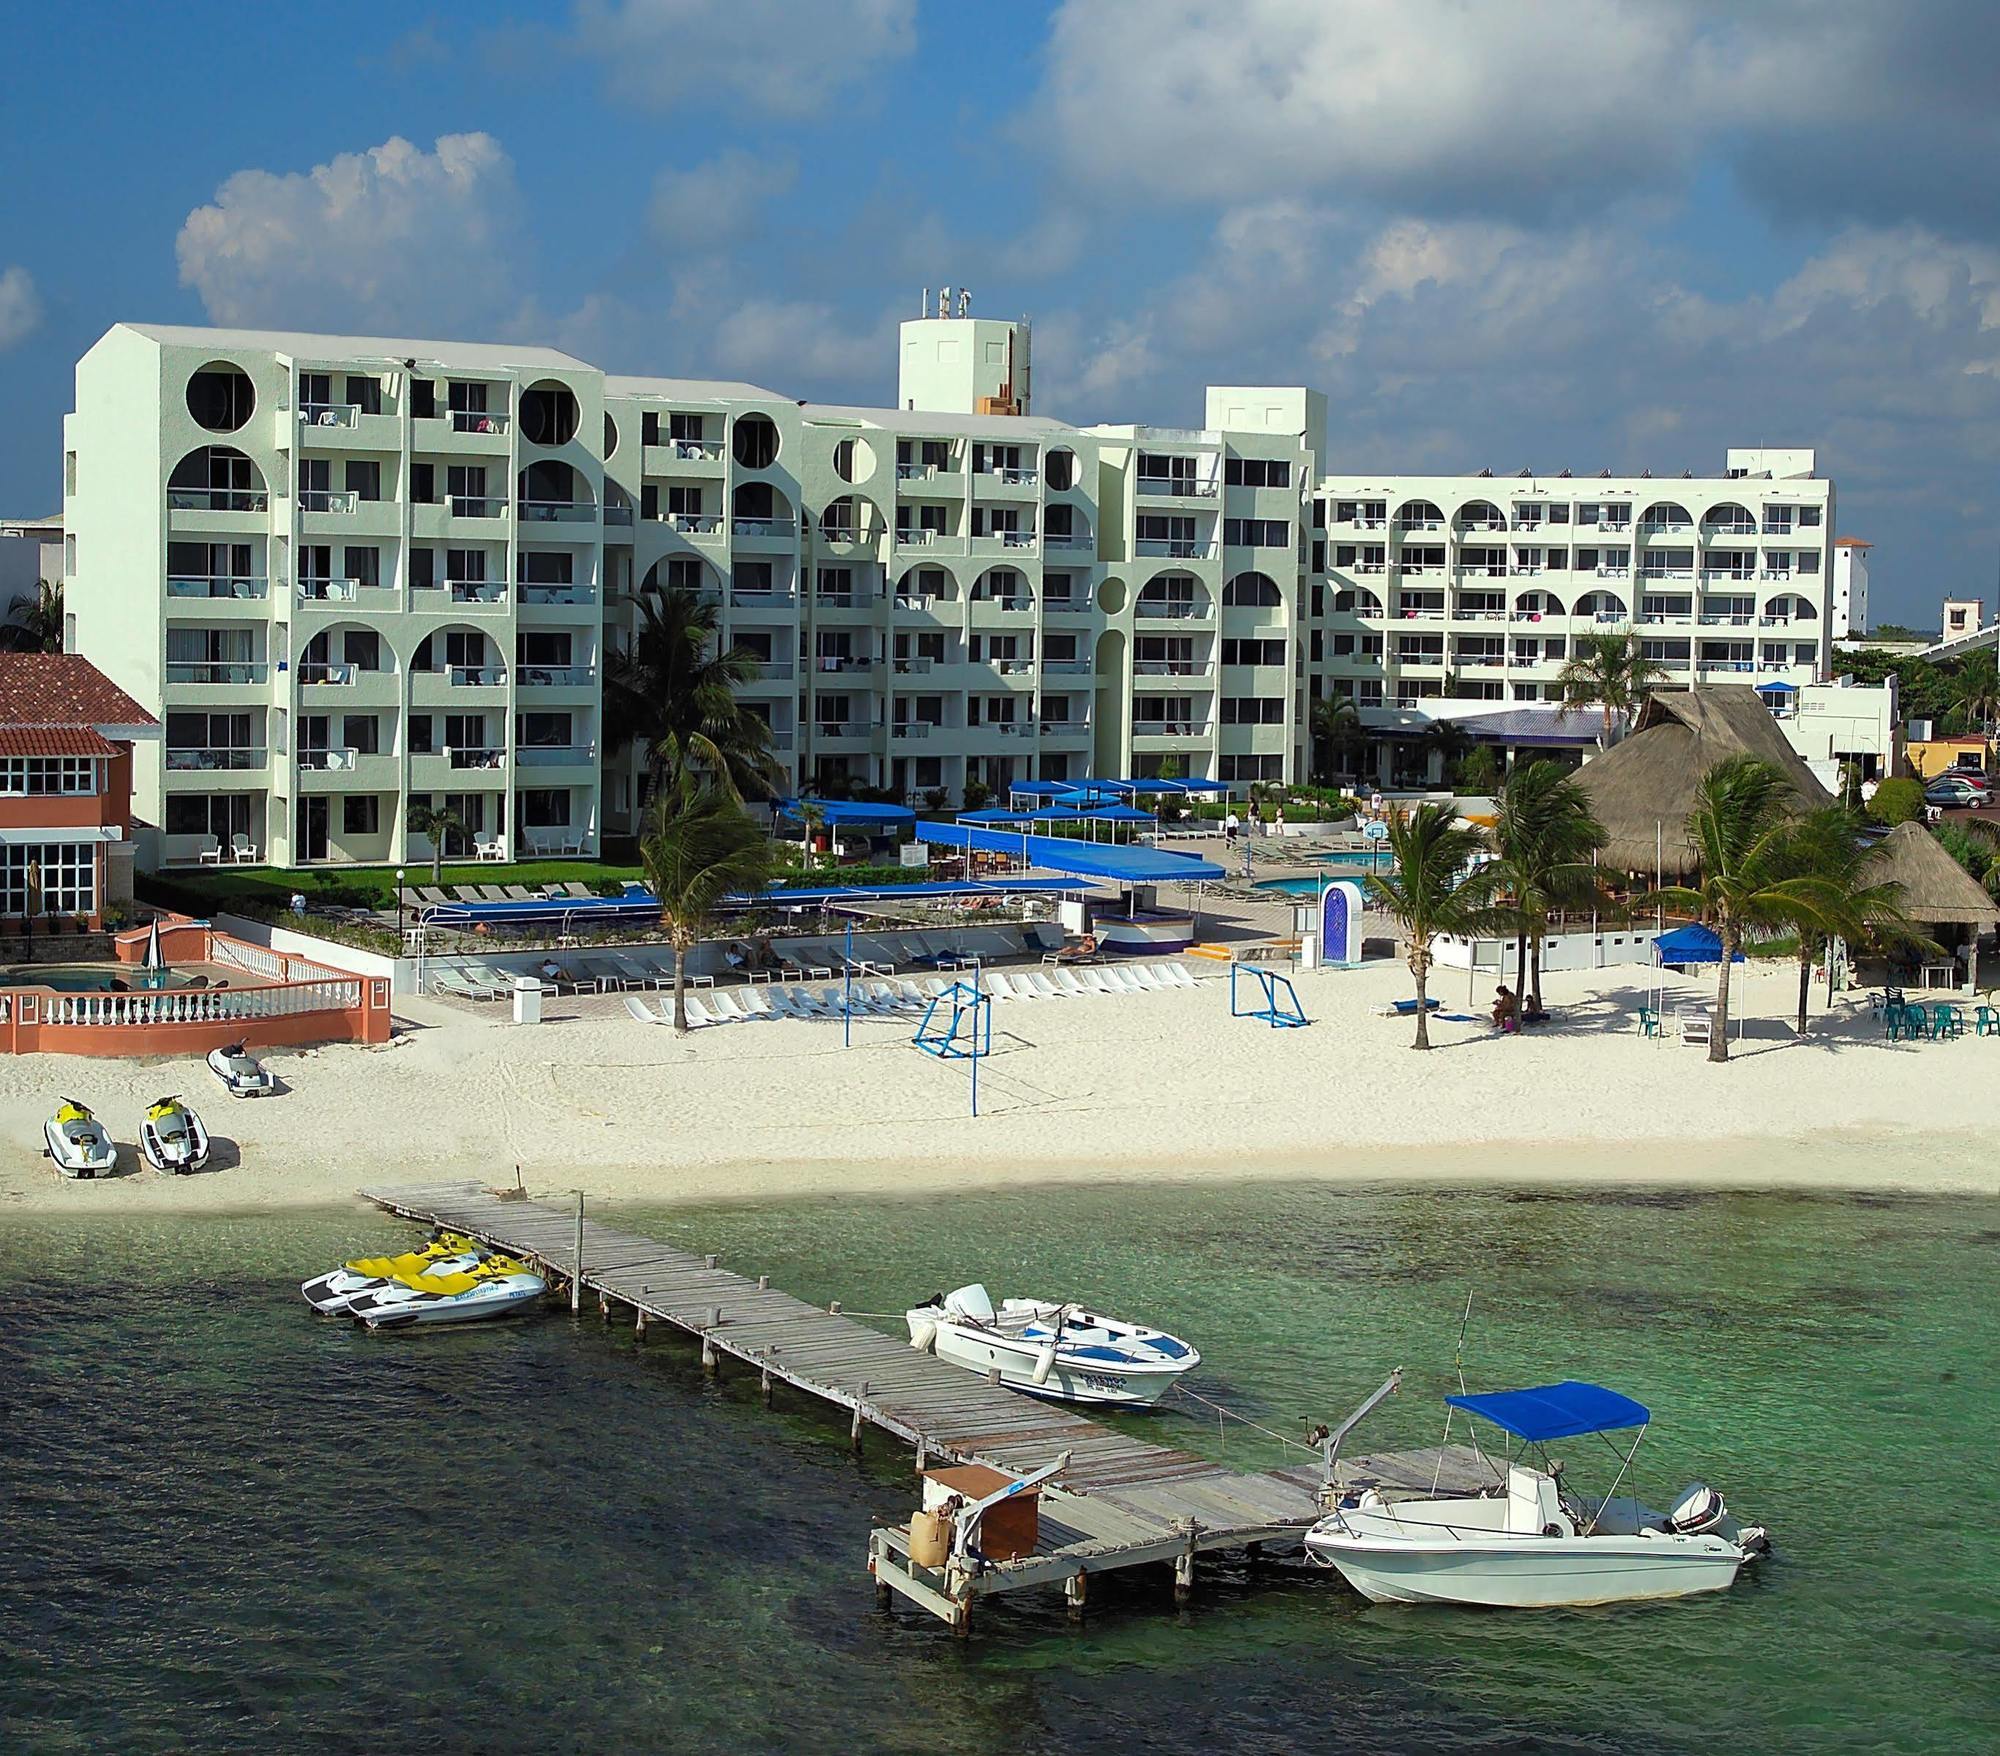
{"left": 575, "top": 0, "right": 916, "bottom": 117}
{"left": 649, "top": 151, "right": 796, "bottom": 240}
{"left": 0, "top": 265, "right": 41, "bottom": 350}
{"left": 709, "top": 297, "right": 891, "bottom": 384}
{"left": 175, "top": 134, "right": 523, "bottom": 333}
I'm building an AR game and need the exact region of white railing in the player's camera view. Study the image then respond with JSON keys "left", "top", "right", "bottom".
{"left": 1041, "top": 659, "right": 1092, "bottom": 674}
{"left": 1136, "top": 538, "right": 1204, "bottom": 558}
{"left": 515, "top": 744, "right": 595, "bottom": 767}
{"left": 975, "top": 467, "right": 1038, "bottom": 486}
{"left": 447, "top": 664, "right": 507, "bottom": 687}
{"left": 298, "top": 663, "right": 356, "bottom": 686}
{"left": 447, "top": 747, "right": 507, "bottom": 770}
{"left": 166, "top": 661, "right": 267, "bottom": 685}
{"left": 449, "top": 582, "right": 508, "bottom": 606}
{"left": 168, "top": 488, "right": 268, "bottom": 512}
{"left": 520, "top": 501, "right": 598, "bottom": 523}
{"left": 665, "top": 513, "right": 722, "bottom": 533}
{"left": 891, "top": 722, "right": 934, "bottom": 739}
{"left": 298, "top": 490, "right": 357, "bottom": 514}
{"left": 731, "top": 516, "right": 794, "bottom": 537}
{"left": 298, "top": 403, "right": 359, "bottom": 428}
{"left": 449, "top": 409, "right": 510, "bottom": 434}
{"left": 298, "top": 747, "right": 358, "bottom": 771}
{"left": 518, "top": 664, "right": 596, "bottom": 687}
{"left": 896, "top": 528, "right": 942, "bottom": 547}
{"left": 731, "top": 585, "right": 796, "bottom": 606}
{"left": 297, "top": 578, "right": 360, "bottom": 602}
{"left": 519, "top": 584, "right": 594, "bottom": 605}
{"left": 37, "top": 977, "right": 363, "bottom": 1030}
{"left": 168, "top": 575, "right": 268, "bottom": 599}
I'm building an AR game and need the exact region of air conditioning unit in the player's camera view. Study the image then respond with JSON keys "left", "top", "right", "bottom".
{"left": 1908, "top": 719, "right": 1933, "bottom": 742}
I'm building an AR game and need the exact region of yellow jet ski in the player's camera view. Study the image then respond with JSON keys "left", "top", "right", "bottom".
{"left": 44, "top": 1097, "right": 117, "bottom": 1179}
{"left": 300, "top": 1232, "right": 489, "bottom": 1315}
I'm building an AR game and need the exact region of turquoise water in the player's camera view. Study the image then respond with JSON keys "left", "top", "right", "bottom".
{"left": 0, "top": 965, "right": 179, "bottom": 992}
{"left": 3, "top": 1184, "right": 1996, "bottom": 1751}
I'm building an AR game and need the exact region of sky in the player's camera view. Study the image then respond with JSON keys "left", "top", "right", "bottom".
{"left": 2, "top": 0, "right": 1997, "bottom": 627}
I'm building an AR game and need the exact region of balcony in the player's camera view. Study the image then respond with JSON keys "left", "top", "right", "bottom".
{"left": 297, "top": 747, "right": 358, "bottom": 772}
{"left": 1135, "top": 538, "right": 1203, "bottom": 559}
{"left": 1133, "top": 660, "right": 1214, "bottom": 677}
{"left": 895, "top": 527, "right": 947, "bottom": 549}
{"left": 168, "top": 488, "right": 268, "bottom": 513}
{"left": 660, "top": 436, "right": 724, "bottom": 462}
{"left": 812, "top": 656, "right": 882, "bottom": 680}
{"left": 1041, "top": 659, "right": 1092, "bottom": 675}
{"left": 1397, "top": 518, "right": 1443, "bottom": 532}
{"left": 972, "top": 466, "right": 1038, "bottom": 487}
{"left": 165, "top": 661, "right": 267, "bottom": 686}
{"left": 890, "top": 721, "right": 935, "bottom": 740}
{"left": 603, "top": 504, "right": 634, "bottom": 527}
{"left": 814, "top": 720, "right": 875, "bottom": 739}
{"left": 297, "top": 403, "right": 359, "bottom": 428}
{"left": 890, "top": 656, "right": 934, "bottom": 675}
{"left": 732, "top": 516, "right": 795, "bottom": 539}
{"left": 451, "top": 410, "right": 510, "bottom": 435}
{"left": 298, "top": 662, "right": 361, "bottom": 686}
{"left": 813, "top": 586, "right": 877, "bottom": 609}
{"left": 896, "top": 461, "right": 946, "bottom": 482}
{"left": 730, "top": 584, "right": 797, "bottom": 608}
{"left": 447, "top": 664, "right": 508, "bottom": 687}
{"left": 1137, "top": 477, "right": 1216, "bottom": 499}
{"left": 447, "top": 495, "right": 508, "bottom": 519}
{"left": 1040, "top": 719, "right": 1090, "bottom": 738}
{"left": 296, "top": 578, "right": 365, "bottom": 604}
{"left": 1135, "top": 598, "right": 1208, "bottom": 620}
{"left": 446, "top": 746, "right": 508, "bottom": 771}
{"left": 972, "top": 595, "right": 1035, "bottom": 614}
{"left": 165, "top": 746, "right": 266, "bottom": 772}
{"left": 168, "top": 575, "right": 268, "bottom": 600}
{"left": 665, "top": 513, "right": 723, "bottom": 535}
{"left": 744, "top": 656, "right": 794, "bottom": 680}
{"left": 972, "top": 531, "right": 1038, "bottom": 553}
{"left": 1704, "top": 521, "right": 1757, "bottom": 536}
{"left": 516, "top": 743, "right": 596, "bottom": 770}
{"left": 991, "top": 658, "right": 1036, "bottom": 677}
{"left": 519, "top": 501, "right": 598, "bottom": 525}
{"left": 448, "top": 582, "right": 510, "bottom": 608}
{"left": 1043, "top": 595, "right": 1092, "bottom": 616}
{"left": 298, "top": 490, "right": 357, "bottom": 515}
{"left": 1133, "top": 722, "right": 1212, "bottom": 741}
{"left": 519, "top": 583, "right": 595, "bottom": 607}
{"left": 518, "top": 664, "right": 597, "bottom": 688}
{"left": 1638, "top": 520, "right": 1692, "bottom": 536}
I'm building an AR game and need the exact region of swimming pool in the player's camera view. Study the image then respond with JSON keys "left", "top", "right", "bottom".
{"left": 0, "top": 964, "right": 180, "bottom": 992}
{"left": 1255, "top": 853, "right": 1393, "bottom": 897}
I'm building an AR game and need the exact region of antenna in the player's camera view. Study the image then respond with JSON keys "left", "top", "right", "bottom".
{"left": 922, "top": 286, "right": 930, "bottom": 319}
{"left": 1453, "top": 1288, "right": 1474, "bottom": 1396}
{"left": 938, "top": 285, "right": 950, "bottom": 321}
{"left": 958, "top": 286, "right": 970, "bottom": 318}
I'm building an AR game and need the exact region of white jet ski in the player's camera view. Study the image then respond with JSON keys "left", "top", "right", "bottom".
{"left": 346, "top": 1257, "right": 548, "bottom": 1329}
{"left": 300, "top": 1234, "right": 489, "bottom": 1316}
{"left": 906, "top": 1283, "right": 1200, "bottom": 1407}
{"left": 208, "top": 1042, "right": 276, "bottom": 1097}
{"left": 44, "top": 1097, "right": 117, "bottom": 1179}
{"left": 138, "top": 1094, "right": 210, "bottom": 1174}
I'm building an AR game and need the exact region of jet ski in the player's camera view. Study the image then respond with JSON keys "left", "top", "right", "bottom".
{"left": 207, "top": 1041, "right": 276, "bottom": 1097}
{"left": 137, "top": 1094, "right": 211, "bottom": 1174}
{"left": 300, "top": 1233, "right": 487, "bottom": 1316}
{"left": 44, "top": 1098, "right": 117, "bottom": 1179}
{"left": 346, "top": 1256, "right": 548, "bottom": 1329}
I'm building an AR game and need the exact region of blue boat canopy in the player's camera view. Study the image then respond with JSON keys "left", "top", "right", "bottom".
{"left": 1445, "top": 1381, "right": 1650, "bottom": 1441}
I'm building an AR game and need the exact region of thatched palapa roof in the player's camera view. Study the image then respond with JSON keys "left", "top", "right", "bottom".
{"left": 1861, "top": 823, "right": 2000, "bottom": 928}
{"left": 1576, "top": 686, "right": 1830, "bottom": 879}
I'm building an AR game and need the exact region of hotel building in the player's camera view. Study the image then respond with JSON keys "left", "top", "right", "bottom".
{"left": 61, "top": 316, "right": 1832, "bottom": 869}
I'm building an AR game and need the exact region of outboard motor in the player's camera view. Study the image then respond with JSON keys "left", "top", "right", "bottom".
{"left": 1668, "top": 1483, "right": 1727, "bottom": 1536}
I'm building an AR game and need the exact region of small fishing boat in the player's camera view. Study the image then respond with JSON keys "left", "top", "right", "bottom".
{"left": 299, "top": 1233, "right": 487, "bottom": 1316}
{"left": 137, "top": 1094, "right": 210, "bottom": 1174}
{"left": 44, "top": 1097, "right": 117, "bottom": 1179}
{"left": 207, "top": 1042, "right": 276, "bottom": 1098}
{"left": 906, "top": 1284, "right": 1199, "bottom": 1407}
{"left": 345, "top": 1257, "right": 547, "bottom": 1330}
{"left": 1304, "top": 1378, "right": 1770, "bottom": 1609}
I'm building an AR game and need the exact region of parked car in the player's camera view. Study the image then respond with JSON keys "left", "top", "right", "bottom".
{"left": 1923, "top": 774, "right": 1991, "bottom": 807}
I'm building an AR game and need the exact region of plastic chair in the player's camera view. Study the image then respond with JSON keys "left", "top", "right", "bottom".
{"left": 1975, "top": 1005, "right": 2000, "bottom": 1038}
{"left": 1638, "top": 1005, "right": 1660, "bottom": 1038}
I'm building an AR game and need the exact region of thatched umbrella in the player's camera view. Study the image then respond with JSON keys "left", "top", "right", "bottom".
{"left": 1862, "top": 823, "right": 2000, "bottom": 988}
{"left": 1575, "top": 686, "right": 1830, "bottom": 880}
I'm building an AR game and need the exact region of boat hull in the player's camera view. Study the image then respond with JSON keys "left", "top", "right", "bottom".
{"left": 347, "top": 1276, "right": 546, "bottom": 1330}
{"left": 925, "top": 1324, "right": 1190, "bottom": 1408}
{"left": 44, "top": 1119, "right": 115, "bottom": 1179}
{"left": 1305, "top": 1523, "right": 1748, "bottom": 1608}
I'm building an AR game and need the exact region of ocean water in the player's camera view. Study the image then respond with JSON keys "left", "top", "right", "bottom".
{"left": 2, "top": 1183, "right": 1995, "bottom": 1753}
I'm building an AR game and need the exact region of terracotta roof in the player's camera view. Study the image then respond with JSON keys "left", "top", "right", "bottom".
{"left": 0, "top": 654, "right": 155, "bottom": 732}
{"left": 0, "top": 726, "right": 120, "bottom": 758}
{"left": 1834, "top": 536, "right": 1872, "bottom": 548}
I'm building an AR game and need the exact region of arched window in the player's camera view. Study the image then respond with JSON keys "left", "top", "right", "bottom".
{"left": 1222, "top": 571, "right": 1281, "bottom": 607}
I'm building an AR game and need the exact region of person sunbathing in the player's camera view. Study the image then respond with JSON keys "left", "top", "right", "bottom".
{"left": 1056, "top": 933, "right": 1100, "bottom": 964}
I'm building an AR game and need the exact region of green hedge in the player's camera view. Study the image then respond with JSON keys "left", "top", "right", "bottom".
{"left": 141, "top": 860, "right": 640, "bottom": 917}
{"left": 1870, "top": 778, "right": 1926, "bottom": 826}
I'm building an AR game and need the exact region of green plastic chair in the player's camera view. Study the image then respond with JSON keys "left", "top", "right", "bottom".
{"left": 1938, "top": 1004, "right": 1967, "bottom": 1039}
{"left": 1638, "top": 1006, "right": 1660, "bottom": 1038}
{"left": 1976, "top": 1005, "right": 2000, "bottom": 1038}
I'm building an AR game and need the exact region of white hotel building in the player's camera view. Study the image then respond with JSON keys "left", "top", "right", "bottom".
{"left": 60, "top": 316, "right": 1833, "bottom": 870}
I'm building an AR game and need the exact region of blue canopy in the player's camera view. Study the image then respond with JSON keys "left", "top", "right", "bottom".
{"left": 915, "top": 820, "right": 1225, "bottom": 881}
{"left": 957, "top": 807, "right": 1031, "bottom": 824}
{"left": 776, "top": 798, "right": 914, "bottom": 827}
{"left": 1654, "top": 923, "right": 1743, "bottom": 965}
{"left": 1445, "top": 1381, "right": 1650, "bottom": 1441}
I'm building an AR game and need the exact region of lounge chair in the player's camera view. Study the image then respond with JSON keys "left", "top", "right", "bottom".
{"left": 984, "top": 972, "right": 1024, "bottom": 1001}
{"left": 415, "top": 886, "right": 453, "bottom": 906}
{"left": 231, "top": 833, "right": 258, "bottom": 864}
{"left": 607, "top": 952, "right": 667, "bottom": 990}
{"left": 561, "top": 882, "right": 594, "bottom": 900}
{"left": 683, "top": 995, "right": 720, "bottom": 1027}
{"left": 434, "top": 970, "right": 499, "bottom": 1003}
{"left": 768, "top": 988, "right": 818, "bottom": 1020}
{"left": 1052, "top": 969, "right": 1096, "bottom": 998}
{"left": 1679, "top": 1006, "right": 1712, "bottom": 1046}
{"left": 706, "top": 991, "right": 752, "bottom": 1023}
{"left": 1153, "top": 963, "right": 1198, "bottom": 989}
{"left": 867, "top": 980, "right": 920, "bottom": 1013}
{"left": 736, "top": 990, "right": 778, "bottom": 1021}
{"left": 196, "top": 834, "right": 223, "bottom": 866}
{"left": 1022, "top": 972, "right": 1065, "bottom": 1000}
{"left": 1125, "top": 966, "right": 1164, "bottom": 991}
{"left": 503, "top": 885, "right": 539, "bottom": 901}
{"left": 1094, "top": 968, "right": 1137, "bottom": 994}
{"left": 623, "top": 993, "right": 667, "bottom": 1025}
{"left": 580, "top": 955, "right": 632, "bottom": 991}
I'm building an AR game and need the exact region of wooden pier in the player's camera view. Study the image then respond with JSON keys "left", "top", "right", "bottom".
{"left": 360, "top": 1181, "right": 1501, "bottom": 1632}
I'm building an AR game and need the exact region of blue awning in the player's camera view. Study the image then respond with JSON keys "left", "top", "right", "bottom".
{"left": 1755, "top": 680, "right": 1800, "bottom": 695}
{"left": 776, "top": 798, "right": 915, "bottom": 826}
{"left": 957, "top": 808, "right": 1031, "bottom": 824}
{"left": 914, "top": 820, "right": 1226, "bottom": 881}
{"left": 1654, "top": 923, "right": 1744, "bottom": 965}
{"left": 741, "top": 877, "right": 1083, "bottom": 905}
{"left": 1445, "top": 1381, "right": 1650, "bottom": 1441}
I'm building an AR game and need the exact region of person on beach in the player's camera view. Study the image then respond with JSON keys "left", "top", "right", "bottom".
{"left": 1491, "top": 985, "right": 1519, "bottom": 1032}
{"left": 1274, "top": 806, "right": 1286, "bottom": 836}
{"left": 1224, "top": 811, "right": 1240, "bottom": 845}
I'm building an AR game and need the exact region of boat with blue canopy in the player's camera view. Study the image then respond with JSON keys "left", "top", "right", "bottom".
{"left": 1304, "top": 1374, "right": 1770, "bottom": 1608}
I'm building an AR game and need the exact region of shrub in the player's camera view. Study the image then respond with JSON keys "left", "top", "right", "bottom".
{"left": 1870, "top": 777, "right": 1926, "bottom": 825}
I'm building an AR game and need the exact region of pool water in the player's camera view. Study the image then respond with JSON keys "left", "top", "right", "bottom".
{"left": 1256, "top": 856, "right": 1389, "bottom": 897}
{"left": 0, "top": 964, "right": 176, "bottom": 992}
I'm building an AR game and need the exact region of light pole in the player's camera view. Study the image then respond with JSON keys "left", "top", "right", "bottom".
{"left": 396, "top": 866, "right": 406, "bottom": 942}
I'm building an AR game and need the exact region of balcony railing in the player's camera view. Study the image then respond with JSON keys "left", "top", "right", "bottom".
{"left": 891, "top": 656, "right": 934, "bottom": 674}
{"left": 446, "top": 664, "right": 507, "bottom": 687}
{"left": 730, "top": 585, "right": 796, "bottom": 606}
{"left": 1133, "top": 661, "right": 1213, "bottom": 676}
{"left": 896, "top": 462, "right": 944, "bottom": 481}
{"left": 974, "top": 467, "right": 1037, "bottom": 486}
{"left": 1043, "top": 595, "right": 1090, "bottom": 613}
{"left": 1040, "top": 719, "right": 1089, "bottom": 737}
{"left": 516, "top": 744, "right": 595, "bottom": 768}
{"left": 519, "top": 501, "right": 598, "bottom": 523}
{"left": 1041, "top": 659, "right": 1092, "bottom": 674}
{"left": 813, "top": 656, "right": 881, "bottom": 675}
{"left": 448, "top": 495, "right": 506, "bottom": 518}
{"left": 1044, "top": 531, "right": 1094, "bottom": 550}
{"left": 519, "top": 584, "right": 594, "bottom": 606}
{"left": 1136, "top": 598, "right": 1207, "bottom": 619}
{"left": 449, "top": 582, "right": 509, "bottom": 606}
{"left": 818, "top": 526, "right": 863, "bottom": 545}
{"left": 166, "top": 746, "right": 266, "bottom": 771}
{"left": 168, "top": 488, "right": 268, "bottom": 512}
{"left": 814, "top": 588, "right": 877, "bottom": 608}
{"left": 1133, "top": 722, "right": 1210, "bottom": 738}
{"left": 165, "top": 661, "right": 267, "bottom": 685}
{"left": 446, "top": 747, "right": 507, "bottom": 770}
{"left": 1136, "top": 538, "right": 1203, "bottom": 558}
{"left": 973, "top": 595, "right": 1034, "bottom": 612}
{"left": 297, "top": 578, "right": 362, "bottom": 602}
{"left": 731, "top": 516, "right": 794, "bottom": 537}
{"left": 298, "top": 662, "right": 357, "bottom": 685}
{"left": 603, "top": 504, "right": 634, "bottom": 526}
{"left": 1639, "top": 520, "right": 1692, "bottom": 535}
{"left": 980, "top": 530, "right": 1038, "bottom": 549}
{"left": 747, "top": 657, "right": 794, "bottom": 679}
{"left": 168, "top": 575, "right": 268, "bottom": 600}
{"left": 1137, "top": 478, "right": 1216, "bottom": 498}
{"left": 890, "top": 722, "right": 934, "bottom": 740}
{"left": 518, "top": 664, "right": 596, "bottom": 687}
{"left": 298, "top": 490, "right": 357, "bottom": 514}
{"left": 1397, "top": 518, "right": 1443, "bottom": 532}
{"left": 1458, "top": 518, "right": 1508, "bottom": 532}
{"left": 449, "top": 409, "right": 509, "bottom": 434}
{"left": 665, "top": 512, "right": 722, "bottom": 533}
{"left": 896, "top": 527, "right": 944, "bottom": 547}
{"left": 298, "top": 403, "right": 358, "bottom": 428}
{"left": 297, "top": 747, "right": 358, "bottom": 772}
{"left": 1704, "top": 522, "right": 1757, "bottom": 536}
{"left": 815, "top": 720, "right": 874, "bottom": 738}
{"left": 992, "top": 659, "right": 1036, "bottom": 676}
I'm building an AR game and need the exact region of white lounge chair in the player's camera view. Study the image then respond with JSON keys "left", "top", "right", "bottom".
{"left": 736, "top": 990, "right": 778, "bottom": 1020}
{"left": 1052, "top": 969, "right": 1097, "bottom": 998}
{"left": 580, "top": 956, "right": 633, "bottom": 992}
{"left": 623, "top": 993, "right": 667, "bottom": 1025}
{"left": 921, "top": 977, "right": 952, "bottom": 1000}
{"left": 683, "top": 995, "right": 720, "bottom": 1027}
{"left": 1153, "top": 962, "right": 1197, "bottom": 988}
{"left": 1125, "top": 966, "right": 1164, "bottom": 991}
{"left": 1097, "top": 968, "right": 1140, "bottom": 994}
{"left": 706, "top": 991, "right": 751, "bottom": 1023}
{"left": 868, "top": 980, "right": 920, "bottom": 1013}
{"left": 1023, "top": 972, "right": 1065, "bottom": 999}
{"left": 985, "top": 972, "right": 1026, "bottom": 1001}
{"left": 434, "top": 970, "right": 499, "bottom": 1003}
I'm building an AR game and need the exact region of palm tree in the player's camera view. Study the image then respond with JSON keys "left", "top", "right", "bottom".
{"left": 1556, "top": 631, "right": 1670, "bottom": 748}
{"left": 603, "top": 584, "right": 783, "bottom": 806}
{"left": 405, "top": 800, "right": 467, "bottom": 884}
{"left": 1365, "top": 802, "right": 1505, "bottom": 1049}
{"left": 1951, "top": 649, "right": 2000, "bottom": 737}
{"left": 1416, "top": 719, "right": 1472, "bottom": 787}
{"left": 1777, "top": 806, "right": 1925, "bottom": 1035}
{"left": 1311, "top": 693, "right": 1368, "bottom": 785}
{"left": 1, "top": 578, "right": 63, "bottom": 653}
{"left": 1641, "top": 757, "right": 1844, "bottom": 1063}
{"left": 794, "top": 800, "right": 827, "bottom": 872}
{"left": 1487, "top": 760, "right": 1610, "bottom": 1015}
{"left": 640, "top": 779, "right": 775, "bottom": 1032}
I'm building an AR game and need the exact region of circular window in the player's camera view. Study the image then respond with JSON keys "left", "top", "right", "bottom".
{"left": 603, "top": 411, "right": 619, "bottom": 459}
{"left": 832, "top": 435, "right": 876, "bottom": 485}
{"left": 732, "top": 412, "right": 780, "bottom": 470}
{"left": 187, "top": 363, "right": 255, "bottom": 433}
{"left": 1097, "top": 577, "right": 1127, "bottom": 616}
{"left": 521, "top": 381, "right": 580, "bottom": 447}
{"left": 1045, "top": 448, "right": 1077, "bottom": 492}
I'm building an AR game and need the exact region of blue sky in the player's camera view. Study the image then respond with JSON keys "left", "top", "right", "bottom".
{"left": 3, "top": 0, "right": 1997, "bottom": 627}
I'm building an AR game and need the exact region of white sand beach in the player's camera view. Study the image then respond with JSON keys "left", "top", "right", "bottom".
{"left": 2, "top": 955, "right": 1990, "bottom": 1214}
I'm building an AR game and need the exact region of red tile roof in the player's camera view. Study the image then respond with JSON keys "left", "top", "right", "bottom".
{"left": 0, "top": 726, "right": 121, "bottom": 758}
{"left": 0, "top": 654, "right": 155, "bottom": 732}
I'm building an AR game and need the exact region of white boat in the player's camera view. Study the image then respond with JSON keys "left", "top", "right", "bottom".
{"left": 1304, "top": 1377, "right": 1770, "bottom": 1609}
{"left": 906, "top": 1283, "right": 1199, "bottom": 1407}
{"left": 137, "top": 1094, "right": 210, "bottom": 1174}
{"left": 300, "top": 1233, "right": 487, "bottom": 1316}
{"left": 345, "top": 1258, "right": 548, "bottom": 1329}
{"left": 44, "top": 1097, "right": 117, "bottom": 1179}
{"left": 208, "top": 1042, "right": 276, "bottom": 1097}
